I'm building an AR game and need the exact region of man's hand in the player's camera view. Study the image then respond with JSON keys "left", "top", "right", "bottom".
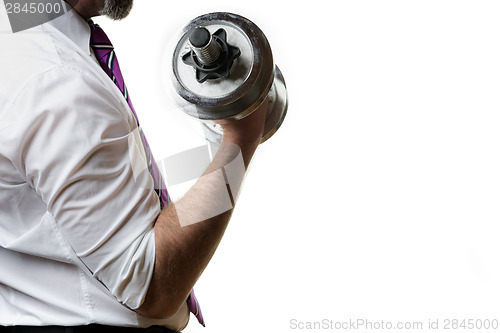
{"left": 219, "top": 96, "right": 269, "bottom": 166}
{"left": 221, "top": 96, "right": 268, "bottom": 142}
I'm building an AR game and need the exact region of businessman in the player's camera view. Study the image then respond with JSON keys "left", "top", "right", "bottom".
{"left": 0, "top": 0, "right": 268, "bottom": 331}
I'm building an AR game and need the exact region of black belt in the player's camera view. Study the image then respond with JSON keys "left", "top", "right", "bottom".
{"left": 0, "top": 325, "right": 179, "bottom": 333}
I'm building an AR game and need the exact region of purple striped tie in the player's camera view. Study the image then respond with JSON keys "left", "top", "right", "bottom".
{"left": 89, "top": 20, "right": 205, "bottom": 327}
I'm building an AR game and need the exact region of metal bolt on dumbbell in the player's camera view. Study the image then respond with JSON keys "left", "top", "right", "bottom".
{"left": 168, "top": 12, "right": 288, "bottom": 143}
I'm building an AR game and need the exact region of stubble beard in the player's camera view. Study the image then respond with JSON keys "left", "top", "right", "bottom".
{"left": 98, "top": 0, "right": 134, "bottom": 20}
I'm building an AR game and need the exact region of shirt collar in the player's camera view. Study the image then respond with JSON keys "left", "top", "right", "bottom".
{"left": 45, "top": 8, "right": 92, "bottom": 55}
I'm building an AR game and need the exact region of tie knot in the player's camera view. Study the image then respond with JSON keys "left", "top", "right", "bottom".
{"left": 88, "top": 20, "right": 113, "bottom": 52}
{"left": 87, "top": 19, "right": 96, "bottom": 30}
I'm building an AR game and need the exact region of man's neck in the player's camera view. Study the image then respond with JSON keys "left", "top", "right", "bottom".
{"left": 65, "top": 0, "right": 102, "bottom": 20}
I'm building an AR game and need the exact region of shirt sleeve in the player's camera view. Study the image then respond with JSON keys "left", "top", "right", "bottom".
{"left": 4, "top": 65, "right": 161, "bottom": 310}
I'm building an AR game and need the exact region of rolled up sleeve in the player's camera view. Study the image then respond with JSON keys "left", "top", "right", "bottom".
{"left": 6, "top": 66, "right": 160, "bottom": 309}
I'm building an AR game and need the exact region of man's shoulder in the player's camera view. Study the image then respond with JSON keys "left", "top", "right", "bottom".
{"left": 0, "top": 19, "right": 99, "bottom": 108}
{"left": 0, "top": 29, "right": 62, "bottom": 103}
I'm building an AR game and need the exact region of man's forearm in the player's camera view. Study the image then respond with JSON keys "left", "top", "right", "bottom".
{"left": 136, "top": 140, "right": 258, "bottom": 319}
{"left": 137, "top": 94, "right": 268, "bottom": 318}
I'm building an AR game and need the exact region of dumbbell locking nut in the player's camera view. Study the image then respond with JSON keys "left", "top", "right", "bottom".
{"left": 189, "top": 27, "right": 221, "bottom": 65}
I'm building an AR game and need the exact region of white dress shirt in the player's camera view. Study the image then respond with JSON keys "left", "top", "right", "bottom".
{"left": 0, "top": 8, "right": 189, "bottom": 330}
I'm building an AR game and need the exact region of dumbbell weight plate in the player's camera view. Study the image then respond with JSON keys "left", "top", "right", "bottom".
{"left": 201, "top": 66, "right": 287, "bottom": 143}
{"left": 168, "top": 12, "right": 288, "bottom": 143}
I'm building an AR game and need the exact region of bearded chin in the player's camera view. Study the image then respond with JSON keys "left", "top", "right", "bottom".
{"left": 98, "top": 0, "right": 134, "bottom": 20}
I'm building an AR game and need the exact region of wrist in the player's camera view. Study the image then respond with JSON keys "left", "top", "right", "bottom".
{"left": 220, "top": 132, "right": 260, "bottom": 168}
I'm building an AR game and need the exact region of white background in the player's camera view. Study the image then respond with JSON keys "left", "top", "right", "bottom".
{"left": 97, "top": 1, "right": 500, "bottom": 332}
{"left": 3, "top": 0, "right": 500, "bottom": 332}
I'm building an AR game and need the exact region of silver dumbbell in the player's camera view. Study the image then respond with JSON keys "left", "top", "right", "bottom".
{"left": 168, "top": 12, "right": 288, "bottom": 143}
